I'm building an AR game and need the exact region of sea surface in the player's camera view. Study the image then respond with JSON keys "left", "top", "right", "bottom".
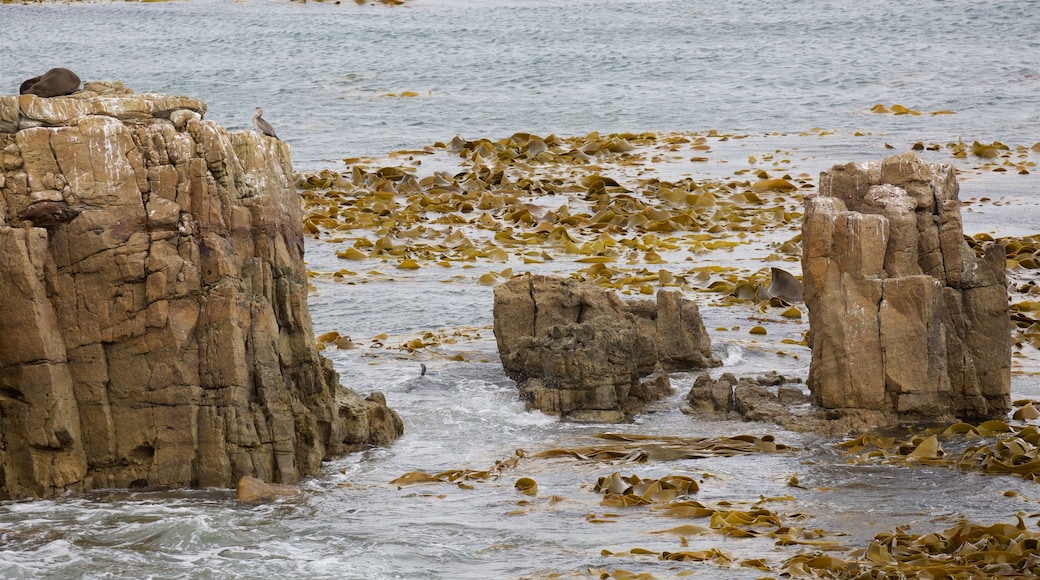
{"left": 1, "top": 0, "right": 1040, "bottom": 578}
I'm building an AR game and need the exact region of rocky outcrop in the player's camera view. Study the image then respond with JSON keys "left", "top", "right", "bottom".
{"left": 802, "top": 152, "right": 1010, "bottom": 424}
{"left": 493, "top": 274, "right": 719, "bottom": 422}
{"left": 683, "top": 371, "right": 809, "bottom": 424}
{"left": 0, "top": 85, "right": 402, "bottom": 500}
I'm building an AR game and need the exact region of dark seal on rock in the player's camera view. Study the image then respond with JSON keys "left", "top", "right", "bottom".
{"left": 20, "top": 68, "right": 81, "bottom": 97}
{"left": 19, "top": 76, "right": 41, "bottom": 95}
{"left": 21, "top": 200, "right": 80, "bottom": 228}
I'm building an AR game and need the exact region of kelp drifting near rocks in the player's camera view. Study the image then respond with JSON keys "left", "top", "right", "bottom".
{"left": 389, "top": 448, "right": 526, "bottom": 490}
{"left": 837, "top": 416, "right": 1040, "bottom": 481}
{"left": 532, "top": 432, "right": 794, "bottom": 463}
{"left": 783, "top": 516, "right": 1040, "bottom": 579}
{"left": 389, "top": 433, "right": 794, "bottom": 490}
{"left": 894, "top": 137, "right": 1037, "bottom": 174}
{"left": 299, "top": 131, "right": 1037, "bottom": 362}
{"left": 963, "top": 232, "right": 1040, "bottom": 358}
{"left": 384, "top": 426, "right": 1040, "bottom": 578}
{"left": 551, "top": 516, "right": 1040, "bottom": 579}
{"left": 297, "top": 131, "right": 810, "bottom": 303}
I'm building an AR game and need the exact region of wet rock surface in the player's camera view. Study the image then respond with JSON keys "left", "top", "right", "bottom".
{"left": 802, "top": 153, "right": 1011, "bottom": 425}
{"left": 682, "top": 371, "right": 810, "bottom": 426}
{"left": 0, "top": 85, "right": 402, "bottom": 500}
{"left": 493, "top": 274, "right": 719, "bottom": 422}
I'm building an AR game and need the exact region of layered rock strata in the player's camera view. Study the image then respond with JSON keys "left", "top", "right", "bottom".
{"left": 802, "top": 152, "right": 1010, "bottom": 423}
{"left": 493, "top": 274, "right": 720, "bottom": 422}
{"left": 0, "top": 84, "right": 402, "bottom": 500}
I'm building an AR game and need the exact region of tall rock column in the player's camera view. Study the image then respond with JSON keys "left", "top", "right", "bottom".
{"left": 802, "top": 152, "right": 1010, "bottom": 423}
{"left": 0, "top": 84, "right": 402, "bottom": 500}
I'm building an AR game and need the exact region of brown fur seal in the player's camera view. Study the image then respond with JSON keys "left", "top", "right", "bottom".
{"left": 20, "top": 68, "right": 81, "bottom": 97}
{"left": 19, "top": 75, "right": 41, "bottom": 95}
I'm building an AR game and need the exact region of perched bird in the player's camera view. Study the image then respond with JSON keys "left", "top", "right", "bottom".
{"left": 252, "top": 107, "right": 280, "bottom": 140}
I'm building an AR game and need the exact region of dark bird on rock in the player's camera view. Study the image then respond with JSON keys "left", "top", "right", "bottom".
{"left": 252, "top": 107, "right": 280, "bottom": 140}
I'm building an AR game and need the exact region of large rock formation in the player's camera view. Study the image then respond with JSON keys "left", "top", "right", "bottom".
{"left": 0, "top": 83, "right": 402, "bottom": 500}
{"left": 493, "top": 274, "right": 720, "bottom": 422}
{"left": 802, "top": 152, "right": 1010, "bottom": 424}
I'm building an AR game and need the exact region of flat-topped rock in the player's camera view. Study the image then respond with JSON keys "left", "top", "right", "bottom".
{"left": 0, "top": 82, "right": 206, "bottom": 133}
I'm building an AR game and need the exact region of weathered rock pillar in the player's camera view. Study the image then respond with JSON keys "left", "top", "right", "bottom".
{"left": 0, "top": 83, "right": 403, "bottom": 500}
{"left": 801, "top": 152, "right": 1010, "bottom": 423}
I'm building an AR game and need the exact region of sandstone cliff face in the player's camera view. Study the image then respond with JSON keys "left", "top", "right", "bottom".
{"left": 0, "top": 84, "right": 402, "bottom": 500}
{"left": 802, "top": 153, "right": 1010, "bottom": 423}
{"left": 493, "top": 274, "right": 720, "bottom": 422}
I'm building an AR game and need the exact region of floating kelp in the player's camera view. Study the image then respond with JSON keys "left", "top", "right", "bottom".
{"left": 514, "top": 477, "right": 538, "bottom": 496}
{"left": 651, "top": 500, "right": 785, "bottom": 539}
{"left": 533, "top": 433, "right": 793, "bottom": 463}
{"left": 594, "top": 472, "right": 699, "bottom": 506}
{"left": 944, "top": 138, "right": 1038, "bottom": 173}
{"left": 869, "top": 103, "right": 955, "bottom": 116}
{"left": 601, "top": 546, "right": 734, "bottom": 566}
{"left": 962, "top": 233, "right": 1040, "bottom": 353}
{"left": 783, "top": 517, "right": 1040, "bottom": 579}
{"left": 315, "top": 330, "right": 355, "bottom": 350}
{"left": 390, "top": 449, "right": 527, "bottom": 489}
{"left": 297, "top": 131, "right": 813, "bottom": 297}
{"left": 838, "top": 420, "right": 1040, "bottom": 481}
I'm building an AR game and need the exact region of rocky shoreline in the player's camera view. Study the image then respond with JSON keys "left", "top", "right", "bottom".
{"left": 0, "top": 82, "right": 1020, "bottom": 500}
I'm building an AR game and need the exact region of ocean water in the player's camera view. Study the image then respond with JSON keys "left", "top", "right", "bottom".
{"left": 2, "top": 0, "right": 1040, "bottom": 578}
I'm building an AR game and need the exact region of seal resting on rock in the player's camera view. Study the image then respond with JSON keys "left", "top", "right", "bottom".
{"left": 19, "top": 68, "right": 81, "bottom": 97}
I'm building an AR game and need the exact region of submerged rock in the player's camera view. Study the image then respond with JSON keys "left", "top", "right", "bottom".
{"left": 493, "top": 274, "right": 719, "bottom": 422}
{"left": 0, "top": 85, "right": 403, "bottom": 500}
{"left": 802, "top": 153, "right": 1010, "bottom": 425}
{"left": 235, "top": 475, "right": 301, "bottom": 503}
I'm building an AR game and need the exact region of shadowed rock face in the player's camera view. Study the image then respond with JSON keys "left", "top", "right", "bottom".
{"left": 802, "top": 152, "right": 1010, "bottom": 425}
{"left": 0, "top": 84, "right": 402, "bottom": 500}
{"left": 493, "top": 274, "right": 720, "bottom": 422}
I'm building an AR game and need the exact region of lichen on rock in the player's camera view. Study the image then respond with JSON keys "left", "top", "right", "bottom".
{"left": 0, "top": 84, "right": 402, "bottom": 500}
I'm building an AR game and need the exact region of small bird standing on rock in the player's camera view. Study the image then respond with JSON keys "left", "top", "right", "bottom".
{"left": 252, "top": 106, "right": 280, "bottom": 140}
